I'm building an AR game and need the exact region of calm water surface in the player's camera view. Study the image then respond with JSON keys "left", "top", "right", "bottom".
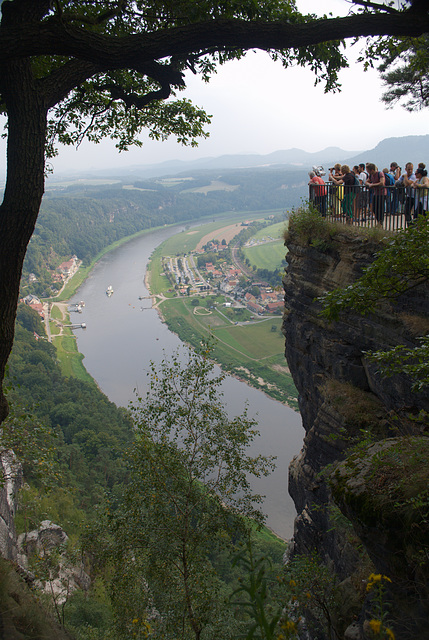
{"left": 73, "top": 224, "right": 303, "bottom": 538}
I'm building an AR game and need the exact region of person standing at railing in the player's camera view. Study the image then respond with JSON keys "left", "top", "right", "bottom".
{"left": 412, "top": 164, "right": 429, "bottom": 218}
{"left": 398, "top": 162, "right": 416, "bottom": 225}
{"left": 383, "top": 167, "right": 395, "bottom": 215}
{"left": 389, "top": 162, "right": 402, "bottom": 215}
{"left": 330, "top": 164, "right": 356, "bottom": 224}
{"left": 329, "top": 164, "right": 343, "bottom": 217}
{"left": 353, "top": 166, "right": 363, "bottom": 220}
{"left": 308, "top": 171, "right": 327, "bottom": 216}
{"left": 366, "top": 163, "right": 386, "bottom": 226}
{"left": 357, "top": 163, "right": 369, "bottom": 219}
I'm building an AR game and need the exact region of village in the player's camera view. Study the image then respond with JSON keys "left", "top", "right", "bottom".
{"left": 20, "top": 255, "right": 80, "bottom": 321}
{"left": 162, "top": 238, "right": 284, "bottom": 316}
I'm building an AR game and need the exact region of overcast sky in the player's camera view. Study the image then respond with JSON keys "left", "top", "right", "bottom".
{"left": 1, "top": 0, "right": 427, "bottom": 176}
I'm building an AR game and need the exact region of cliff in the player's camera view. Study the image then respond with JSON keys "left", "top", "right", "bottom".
{"left": 282, "top": 218, "right": 429, "bottom": 639}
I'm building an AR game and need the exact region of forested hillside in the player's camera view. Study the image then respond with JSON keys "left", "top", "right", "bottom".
{"left": 5, "top": 305, "right": 133, "bottom": 522}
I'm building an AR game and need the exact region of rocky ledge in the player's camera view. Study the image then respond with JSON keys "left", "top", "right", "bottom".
{"left": 282, "top": 222, "right": 428, "bottom": 639}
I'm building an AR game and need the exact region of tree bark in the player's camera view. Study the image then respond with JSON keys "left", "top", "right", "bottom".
{"left": 0, "top": 58, "right": 46, "bottom": 422}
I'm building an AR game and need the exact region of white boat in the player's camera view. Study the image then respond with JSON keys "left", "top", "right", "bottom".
{"left": 106, "top": 285, "right": 114, "bottom": 297}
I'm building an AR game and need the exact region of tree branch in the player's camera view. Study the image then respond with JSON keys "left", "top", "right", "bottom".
{"left": 350, "top": 0, "right": 400, "bottom": 14}
{"left": 41, "top": 57, "right": 184, "bottom": 109}
{"left": 102, "top": 81, "right": 172, "bottom": 108}
{"left": 1, "top": 12, "right": 428, "bottom": 67}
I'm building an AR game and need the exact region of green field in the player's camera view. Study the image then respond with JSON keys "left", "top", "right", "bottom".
{"left": 242, "top": 220, "right": 288, "bottom": 271}
{"left": 242, "top": 241, "right": 286, "bottom": 271}
{"left": 249, "top": 221, "right": 288, "bottom": 241}
{"left": 215, "top": 319, "right": 285, "bottom": 359}
{"left": 159, "top": 297, "right": 297, "bottom": 408}
{"left": 53, "top": 330, "right": 95, "bottom": 383}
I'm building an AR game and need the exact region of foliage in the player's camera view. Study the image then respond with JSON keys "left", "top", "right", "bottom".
{"left": 365, "top": 335, "right": 429, "bottom": 392}
{"left": 85, "top": 341, "right": 275, "bottom": 640}
{"left": 0, "top": 396, "right": 59, "bottom": 490}
{"left": 285, "top": 205, "right": 336, "bottom": 249}
{"left": 364, "top": 574, "right": 395, "bottom": 640}
{"left": 231, "top": 545, "right": 283, "bottom": 640}
{"left": 283, "top": 554, "right": 342, "bottom": 640}
{"left": 319, "top": 216, "right": 429, "bottom": 320}
{"left": 64, "top": 586, "right": 113, "bottom": 640}
{"left": 363, "top": 32, "right": 429, "bottom": 112}
{"left": 7, "top": 306, "right": 133, "bottom": 519}
{"left": 231, "top": 545, "right": 345, "bottom": 640}
{"left": 318, "top": 216, "right": 429, "bottom": 390}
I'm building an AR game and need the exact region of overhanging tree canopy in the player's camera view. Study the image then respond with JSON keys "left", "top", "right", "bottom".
{"left": 0, "top": 0, "right": 428, "bottom": 423}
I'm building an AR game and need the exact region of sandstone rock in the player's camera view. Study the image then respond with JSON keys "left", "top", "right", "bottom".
{"left": 0, "top": 450, "right": 22, "bottom": 562}
{"left": 282, "top": 224, "right": 429, "bottom": 639}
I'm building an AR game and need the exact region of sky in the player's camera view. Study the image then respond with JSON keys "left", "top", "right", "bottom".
{"left": 1, "top": 0, "right": 428, "bottom": 176}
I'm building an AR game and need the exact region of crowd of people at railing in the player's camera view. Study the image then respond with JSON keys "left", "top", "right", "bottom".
{"left": 308, "top": 160, "right": 429, "bottom": 227}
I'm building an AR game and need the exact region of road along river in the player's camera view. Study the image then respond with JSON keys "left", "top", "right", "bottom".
{"left": 72, "top": 223, "right": 303, "bottom": 539}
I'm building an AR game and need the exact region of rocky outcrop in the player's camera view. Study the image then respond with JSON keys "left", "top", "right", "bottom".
{"left": 282, "top": 225, "right": 429, "bottom": 639}
{"left": 0, "top": 450, "right": 22, "bottom": 562}
{"left": 18, "top": 520, "right": 90, "bottom": 604}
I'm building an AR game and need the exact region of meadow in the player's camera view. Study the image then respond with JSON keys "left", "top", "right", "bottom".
{"left": 159, "top": 296, "right": 297, "bottom": 407}
{"left": 242, "top": 220, "right": 289, "bottom": 271}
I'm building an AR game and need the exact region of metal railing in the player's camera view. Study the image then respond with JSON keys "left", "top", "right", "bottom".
{"left": 309, "top": 183, "right": 429, "bottom": 232}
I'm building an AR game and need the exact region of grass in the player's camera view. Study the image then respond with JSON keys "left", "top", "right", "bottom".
{"left": 51, "top": 325, "right": 95, "bottom": 383}
{"left": 50, "top": 305, "right": 63, "bottom": 320}
{"left": 160, "top": 298, "right": 297, "bottom": 407}
{"left": 241, "top": 219, "right": 288, "bottom": 271}
{"left": 249, "top": 220, "right": 288, "bottom": 241}
{"left": 242, "top": 241, "right": 286, "bottom": 271}
{"left": 215, "top": 318, "right": 285, "bottom": 359}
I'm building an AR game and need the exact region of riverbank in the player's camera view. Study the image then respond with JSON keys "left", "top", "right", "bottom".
{"left": 44, "top": 221, "right": 191, "bottom": 380}
{"left": 44, "top": 210, "right": 297, "bottom": 409}
{"left": 144, "top": 223, "right": 298, "bottom": 409}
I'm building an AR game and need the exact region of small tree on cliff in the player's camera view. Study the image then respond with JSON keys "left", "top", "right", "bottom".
{"left": 1, "top": 0, "right": 428, "bottom": 425}
{"left": 88, "top": 342, "right": 274, "bottom": 639}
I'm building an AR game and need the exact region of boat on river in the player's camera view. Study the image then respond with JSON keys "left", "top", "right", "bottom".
{"left": 106, "top": 285, "right": 114, "bottom": 297}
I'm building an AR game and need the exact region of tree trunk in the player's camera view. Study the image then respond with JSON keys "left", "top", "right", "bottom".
{"left": 0, "top": 58, "right": 46, "bottom": 423}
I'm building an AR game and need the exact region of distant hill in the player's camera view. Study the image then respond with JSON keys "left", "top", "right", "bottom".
{"left": 47, "top": 146, "right": 361, "bottom": 185}
{"left": 47, "top": 134, "right": 429, "bottom": 186}
{"left": 345, "top": 135, "right": 429, "bottom": 172}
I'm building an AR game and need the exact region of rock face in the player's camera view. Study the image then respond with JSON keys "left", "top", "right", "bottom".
{"left": 0, "top": 450, "right": 22, "bottom": 562}
{"left": 282, "top": 225, "right": 429, "bottom": 639}
{"left": 18, "top": 520, "right": 90, "bottom": 604}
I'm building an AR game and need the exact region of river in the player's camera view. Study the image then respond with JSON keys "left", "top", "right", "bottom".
{"left": 72, "top": 223, "right": 303, "bottom": 539}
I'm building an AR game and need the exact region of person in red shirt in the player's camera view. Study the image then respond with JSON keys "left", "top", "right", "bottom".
{"left": 308, "top": 171, "right": 327, "bottom": 216}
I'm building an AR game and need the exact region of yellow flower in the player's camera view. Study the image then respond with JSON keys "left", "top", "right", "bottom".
{"left": 132, "top": 618, "right": 139, "bottom": 624}
{"left": 385, "top": 628, "right": 395, "bottom": 640}
{"left": 289, "top": 579, "right": 297, "bottom": 588}
{"left": 368, "top": 619, "right": 382, "bottom": 634}
{"left": 366, "top": 573, "right": 391, "bottom": 591}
